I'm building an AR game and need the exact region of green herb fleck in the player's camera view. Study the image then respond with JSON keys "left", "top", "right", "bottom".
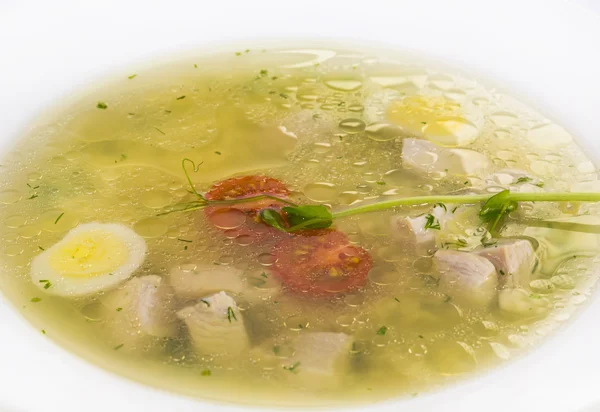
{"left": 38, "top": 246, "right": 45, "bottom": 251}
{"left": 177, "top": 238, "right": 193, "bottom": 243}
{"left": 376, "top": 326, "right": 387, "bottom": 335}
{"left": 114, "top": 343, "right": 124, "bottom": 350}
{"left": 31, "top": 297, "right": 41, "bottom": 303}
{"left": 96, "top": 102, "right": 108, "bottom": 109}
{"left": 28, "top": 194, "right": 38, "bottom": 200}
{"left": 194, "top": 64, "right": 198, "bottom": 68}
{"left": 444, "top": 295, "right": 452, "bottom": 303}
{"left": 516, "top": 177, "right": 533, "bottom": 184}
{"left": 259, "top": 69, "right": 268, "bottom": 76}
{"left": 176, "top": 95, "right": 186, "bottom": 100}
{"left": 279, "top": 93, "right": 289, "bottom": 99}
{"left": 535, "top": 182, "right": 545, "bottom": 188}
{"left": 128, "top": 74, "right": 137, "bottom": 79}
{"left": 529, "top": 293, "right": 542, "bottom": 299}
{"left": 214, "top": 151, "right": 221, "bottom": 155}
{"left": 227, "top": 306, "right": 237, "bottom": 323}
{"left": 421, "top": 121, "right": 427, "bottom": 125}
{"left": 283, "top": 361, "right": 301, "bottom": 373}
{"left": 394, "top": 297, "right": 400, "bottom": 303}
{"left": 273, "top": 345, "right": 281, "bottom": 355}
{"left": 154, "top": 126, "right": 166, "bottom": 135}
{"left": 235, "top": 52, "right": 242, "bottom": 56}
{"left": 41, "top": 329, "right": 46, "bottom": 334}
{"left": 376, "top": 181, "right": 386, "bottom": 185}
{"left": 499, "top": 269, "right": 505, "bottom": 276}
{"left": 260, "top": 272, "right": 268, "bottom": 278}
{"left": 200, "top": 299, "right": 210, "bottom": 307}
{"left": 424, "top": 214, "right": 441, "bottom": 230}
{"left": 116, "top": 307, "right": 123, "bottom": 312}
{"left": 201, "top": 369, "right": 211, "bottom": 376}
{"left": 26, "top": 183, "right": 39, "bottom": 189}
{"left": 54, "top": 212, "right": 64, "bottom": 224}
{"left": 435, "top": 202, "right": 447, "bottom": 211}
{"left": 464, "top": 180, "right": 469, "bottom": 185}
{"left": 38, "top": 280, "right": 52, "bottom": 290}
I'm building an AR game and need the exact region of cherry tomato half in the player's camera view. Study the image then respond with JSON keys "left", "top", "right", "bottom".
{"left": 271, "top": 230, "right": 372, "bottom": 296}
{"left": 204, "top": 175, "right": 291, "bottom": 241}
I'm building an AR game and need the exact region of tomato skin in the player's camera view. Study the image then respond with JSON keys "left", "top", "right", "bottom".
{"left": 204, "top": 175, "right": 291, "bottom": 241}
{"left": 271, "top": 230, "right": 372, "bottom": 296}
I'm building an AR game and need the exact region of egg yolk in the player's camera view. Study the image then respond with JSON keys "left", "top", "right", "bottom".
{"left": 49, "top": 230, "right": 128, "bottom": 278}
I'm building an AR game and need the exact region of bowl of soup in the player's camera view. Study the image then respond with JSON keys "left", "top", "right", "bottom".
{"left": 1, "top": 1, "right": 600, "bottom": 411}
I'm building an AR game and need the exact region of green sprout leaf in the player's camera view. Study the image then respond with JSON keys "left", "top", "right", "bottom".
{"left": 479, "top": 190, "right": 518, "bottom": 232}
{"left": 259, "top": 209, "right": 288, "bottom": 231}
{"left": 282, "top": 205, "right": 333, "bottom": 231}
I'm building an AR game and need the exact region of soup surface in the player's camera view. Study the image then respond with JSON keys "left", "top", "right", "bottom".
{"left": 1, "top": 47, "right": 599, "bottom": 406}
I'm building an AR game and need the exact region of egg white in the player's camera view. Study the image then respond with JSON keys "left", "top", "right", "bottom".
{"left": 30, "top": 222, "right": 147, "bottom": 297}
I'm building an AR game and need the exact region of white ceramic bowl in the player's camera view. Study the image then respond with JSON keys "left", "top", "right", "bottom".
{"left": 1, "top": 1, "right": 600, "bottom": 411}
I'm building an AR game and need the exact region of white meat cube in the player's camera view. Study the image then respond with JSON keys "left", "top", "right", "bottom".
{"left": 474, "top": 239, "right": 535, "bottom": 288}
{"left": 434, "top": 250, "right": 498, "bottom": 307}
{"left": 288, "top": 332, "right": 352, "bottom": 376}
{"left": 177, "top": 291, "right": 249, "bottom": 356}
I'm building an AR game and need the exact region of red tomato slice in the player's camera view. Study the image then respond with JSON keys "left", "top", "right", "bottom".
{"left": 271, "top": 230, "right": 372, "bottom": 296}
{"left": 204, "top": 175, "right": 291, "bottom": 241}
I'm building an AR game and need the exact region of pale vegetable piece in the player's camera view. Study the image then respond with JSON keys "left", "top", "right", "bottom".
{"left": 402, "top": 138, "right": 489, "bottom": 176}
{"left": 289, "top": 332, "right": 352, "bottom": 376}
{"left": 524, "top": 215, "right": 600, "bottom": 275}
{"left": 434, "top": 250, "right": 498, "bottom": 307}
{"left": 30, "top": 222, "right": 147, "bottom": 297}
{"left": 474, "top": 239, "right": 535, "bottom": 288}
{"left": 177, "top": 291, "right": 249, "bottom": 356}
{"left": 99, "top": 275, "right": 178, "bottom": 348}
{"left": 498, "top": 288, "right": 551, "bottom": 317}
{"left": 169, "top": 264, "right": 245, "bottom": 298}
{"left": 387, "top": 95, "right": 484, "bottom": 147}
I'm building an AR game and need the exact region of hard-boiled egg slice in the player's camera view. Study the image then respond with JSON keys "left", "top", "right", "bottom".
{"left": 387, "top": 95, "right": 483, "bottom": 147}
{"left": 31, "top": 223, "right": 147, "bottom": 297}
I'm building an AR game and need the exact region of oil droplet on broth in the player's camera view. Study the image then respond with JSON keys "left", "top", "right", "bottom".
{"left": 368, "top": 265, "right": 401, "bottom": 285}
{"left": 303, "top": 182, "right": 337, "bottom": 202}
{"left": 208, "top": 209, "right": 246, "bottom": 229}
{"left": 5, "top": 215, "right": 27, "bottom": 228}
{"left": 257, "top": 253, "right": 277, "bottom": 266}
{"left": 5, "top": 244, "right": 24, "bottom": 257}
{"left": 140, "top": 190, "right": 173, "bottom": 209}
{"left": 365, "top": 122, "right": 403, "bottom": 142}
{"left": 490, "top": 111, "right": 519, "bottom": 127}
{"left": 527, "top": 124, "right": 573, "bottom": 148}
{"left": 134, "top": 217, "right": 168, "bottom": 238}
{"left": 0, "top": 190, "right": 23, "bottom": 204}
{"left": 284, "top": 315, "right": 310, "bottom": 331}
{"left": 324, "top": 79, "right": 363, "bottom": 92}
{"left": 18, "top": 225, "right": 41, "bottom": 239}
{"left": 339, "top": 118, "right": 366, "bottom": 134}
